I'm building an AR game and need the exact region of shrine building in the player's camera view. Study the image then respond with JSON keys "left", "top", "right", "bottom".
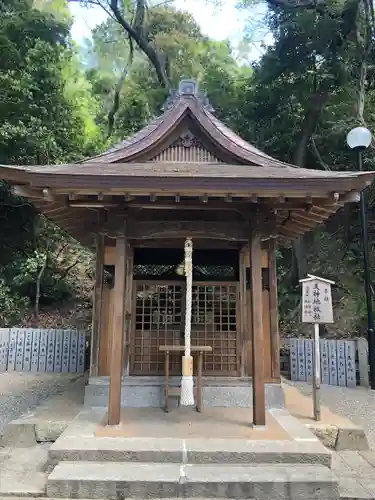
{"left": 1, "top": 79, "right": 373, "bottom": 427}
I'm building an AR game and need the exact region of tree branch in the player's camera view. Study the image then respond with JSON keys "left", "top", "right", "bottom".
{"left": 107, "top": 37, "right": 134, "bottom": 138}
{"left": 61, "top": 258, "right": 81, "bottom": 277}
{"left": 267, "top": 0, "right": 327, "bottom": 9}
{"left": 310, "top": 134, "right": 331, "bottom": 170}
{"left": 108, "top": 0, "right": 170, "bottom": 87}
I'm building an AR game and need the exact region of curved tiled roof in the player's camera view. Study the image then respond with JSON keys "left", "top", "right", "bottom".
{"left": 1, "top": 80, "right": 374, "bottom": 245}
{"left": 78, "top": 83, "right": 298, "bottom": 168}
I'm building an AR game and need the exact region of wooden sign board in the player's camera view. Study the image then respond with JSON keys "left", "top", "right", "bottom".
{"left": 300, "top": 275, "right": 334, "bottom": 324}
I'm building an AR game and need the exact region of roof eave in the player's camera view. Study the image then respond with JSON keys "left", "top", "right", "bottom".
{"left": 2, "top": 171, "right": 372, "bottom": 195}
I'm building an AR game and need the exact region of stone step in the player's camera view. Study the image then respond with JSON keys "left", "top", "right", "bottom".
{"left": 47, "top": 461, "right": 339, "bottom": 499}
{"left": 48, "top": 436, "right": 332, "bottom": 466}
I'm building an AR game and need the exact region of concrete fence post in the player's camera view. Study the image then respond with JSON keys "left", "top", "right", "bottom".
{"left": 357, "top": 337, "right": 369, "bottom": 387}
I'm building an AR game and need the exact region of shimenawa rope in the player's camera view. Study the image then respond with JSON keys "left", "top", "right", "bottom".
{"left": 180, "top": 238, "right": 195, "bottom": 406}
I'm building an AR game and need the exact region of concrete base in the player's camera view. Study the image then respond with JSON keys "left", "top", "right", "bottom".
{"left": 84, "top": 376, "right": 285, "bottom": 408}
{"left": 45, "top": 407, "right": 340, "bottom": 499}
{"left": 47, "top": 461, "right": 339, "bottom": 499}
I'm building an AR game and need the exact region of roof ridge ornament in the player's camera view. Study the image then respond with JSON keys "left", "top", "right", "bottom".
{"left": 162, "top": 79, "right": 215, "bottom": 113}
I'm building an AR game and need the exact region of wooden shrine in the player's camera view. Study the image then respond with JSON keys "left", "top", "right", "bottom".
{"left": 1, "top": 79, "right": 374, "bottom": 427}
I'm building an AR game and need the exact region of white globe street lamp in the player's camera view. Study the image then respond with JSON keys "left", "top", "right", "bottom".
{"left": 346, "top": 126, "right": 372, "bottom": 150}
{"left": 346, "top": 126, "right": 375, "bottom": 388}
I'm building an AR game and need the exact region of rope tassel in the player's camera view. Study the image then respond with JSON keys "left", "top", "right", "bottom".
{"left": 180, "top": 238, "right": 195, "bottom": 406}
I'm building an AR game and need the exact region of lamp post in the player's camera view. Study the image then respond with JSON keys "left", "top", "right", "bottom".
{"left": 346, "top": 126, "right": 375, "bottom": 389}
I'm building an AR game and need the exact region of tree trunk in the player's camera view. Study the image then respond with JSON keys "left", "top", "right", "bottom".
{"left": 34, "top": 253, "right": 48, "bottom": 322}
{"left": 291, "top": 89, "right": 330, "bottom": 283}
{"left": 293, "top": 90, "right": 330, "bottom": 168}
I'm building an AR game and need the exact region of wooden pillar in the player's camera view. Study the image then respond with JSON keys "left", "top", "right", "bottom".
{"left": 90, "top": 210, "right": 105, "bottom": 377}
{"left": 250, "top": 232, "right": 266, "bottom": 426}
{"left": 122, "top": 246, "right": 134, "bottom": 376}
{"left": 239, "top": 246, "right": 250, "bottom": 377}
{"left": 269, "top": 239, "right": 280, "bottom": 380}
{"left": 108, "top": 235, "right": 127, "bottom": 426}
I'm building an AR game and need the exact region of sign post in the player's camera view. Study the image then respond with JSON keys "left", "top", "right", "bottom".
{"left": 299, "top": 274, "right": 335, "bottom": 421}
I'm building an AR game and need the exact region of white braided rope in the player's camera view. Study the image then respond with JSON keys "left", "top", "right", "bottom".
{"left": 184, "top": 238, "right": 193, "bottom": 357}
{"left": 180, "top": 238, "right": 194, "bottom": 406}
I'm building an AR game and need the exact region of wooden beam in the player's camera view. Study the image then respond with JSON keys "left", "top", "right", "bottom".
{"left": 108, "top": 232, "right": 127, "bottom": 426}
{"left": 292, "top": 210, "right": 326, "bottom": 223}
{"left": 333, "top": 191, "right": 360, "bottom": 203}
{"left": 52, "top": 213, "right": 81, "bottom": 223}
{"left": 12, "top": 185, "right": 43, "bottom": 199}
{"left": 127, "top": 201, "right": 245, "bottom": 212}
{"left": 90, "top": 210, "right": 105, "bottom": 377}
{"left": 250, "top": 231, "right": 266, "bottom": 426}
{"left": 69, "top": 201, "right": 120, "bottom": 208}
{"left": 278, "top": 225, "right": 303, "bottom": 237}
{"left": 42, "top": 188, "right": 54, "bottom": 201}
{"left": 268, "top": 239, "right": 280, "bottom": 380}
{"left": 133, "top": 239, "right": 243, "bottom": 249}
{"left": 44, "top": 206, "right": 68, "bottom": 215}
{"left": 312, "top": 205, "right": 339, "bottom": 216}
{"left": 288, "top": 217, "right": 316, "bottom": 230}
{"left": 119, "top": 221, "right": 249, "bottom": 241}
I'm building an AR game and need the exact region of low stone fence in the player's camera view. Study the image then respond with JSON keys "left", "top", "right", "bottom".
{"left": 0, "top": 328, "right": 87, "bottom": 373}
{"left": 280, "top": 337, "right": 369, "bottom": 387}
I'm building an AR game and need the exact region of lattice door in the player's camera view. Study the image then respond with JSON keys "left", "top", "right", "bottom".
{"left": 191, "top": 283, "right": 239, "bottom": 376}
{"left": 131, "top": 282, "right": 184, "bottom": 375}
{"left": 130, "top": 281, "right": 239, "bottom": 376}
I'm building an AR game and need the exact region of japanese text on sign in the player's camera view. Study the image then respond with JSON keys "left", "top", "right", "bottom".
{"left": 301, "top": 279, "right": 333, "bottom": 324}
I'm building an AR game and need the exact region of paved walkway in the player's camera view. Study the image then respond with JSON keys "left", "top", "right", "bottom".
{"left": 1, "top": 376, "right": 375, "bottom": 498}
{"left": 333, "top": 451, "right": 375, "bottom": 498}
{"left": 0, "top": 373, "right": 82, "bottom": 434}
{"left": 285, "top": 380, "right": 375, "bottom": 448}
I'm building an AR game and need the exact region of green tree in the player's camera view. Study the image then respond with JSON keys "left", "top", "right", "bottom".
{"left": 0, "top": 0, "right": 100, "bottom": 325}
{"left": 236, "top": 0, "right": 375, "bottom": 336}
{"left": 86, "top": 5, "right": 251, "bottom": 140}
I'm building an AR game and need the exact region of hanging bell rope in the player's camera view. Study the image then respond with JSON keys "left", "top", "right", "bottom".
{"left": 180, "top": 238, "right": 195, "bottom": 406}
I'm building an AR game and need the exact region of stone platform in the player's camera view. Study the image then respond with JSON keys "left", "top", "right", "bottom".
{"left": 84, "top": 376, "right": 285, "bottom": 409}
{"left": 46, "top": 406, "right": 340, "bottom": 499}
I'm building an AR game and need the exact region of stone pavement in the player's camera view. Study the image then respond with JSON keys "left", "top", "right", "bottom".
{"left": 0, "top": 444, "right": 50, "bottom": 497}
{"left": 333, "top": 450, "right": 375, "bottom": 499}
{"left": 288, "top": 380, "right": 375, "bottom": 449}
{"left": 0, "top": 373, "right": 82, "bottom": 435}
{"left": 283, "top": 381, "right": 369, "bottom": 451}
{"left": 1, "top": 377, "right": 375, "bottom": 499}
{"left": 0, "top": 375, "right": 85, "bottom": 446}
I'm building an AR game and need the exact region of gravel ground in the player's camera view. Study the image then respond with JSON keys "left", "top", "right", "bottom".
{"left": 0, "top": 373, "right": 81, "bottom": 434}
{"left": 286, "top": 379, "right": 375, "bottom": 448}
